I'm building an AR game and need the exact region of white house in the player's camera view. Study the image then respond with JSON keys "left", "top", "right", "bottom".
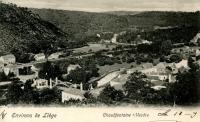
{"left": 0, "top": 54, "right": 16, "bottom": 64}
{"left": 34, "top": 53, "right": 46, "bottom": 61}
{"left": 61, "top": 88, "right": 85, "bottom": 103}
{"left": 195, "top": 49, "right": 200, "bottom": 57}
{"left": 48, "top": 52, "right": 63, "bottom": 60}
{"left": 175, "top": 60, "right": 188, "bottom": 69}
{"left": 111, "top": 34, "right": 118, "bottom": 43}
{"left": 32, "top": 79, "right": 48, "bottom": 89}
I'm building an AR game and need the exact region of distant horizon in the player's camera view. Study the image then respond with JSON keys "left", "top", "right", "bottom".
{"left": 1, "top": 0, "right": 200, "bottom": 12}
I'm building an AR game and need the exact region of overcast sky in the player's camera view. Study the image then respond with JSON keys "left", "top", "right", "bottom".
{"left": 1, "top": 0, "right": 200, "bottom": 12}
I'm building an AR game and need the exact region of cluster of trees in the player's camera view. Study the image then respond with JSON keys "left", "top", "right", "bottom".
{"left": 117, "top": 26, "right": 198, "bottom": 46}
{"left": 39, "top": 61, "right": 62, "bottom": 80}
{"left": 6, "top": 79, "right": 61, "bottom": 104}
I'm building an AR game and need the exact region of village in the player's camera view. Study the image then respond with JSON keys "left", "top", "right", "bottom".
{"left": 1, "top": 31, "right": 200, "bottom": 105}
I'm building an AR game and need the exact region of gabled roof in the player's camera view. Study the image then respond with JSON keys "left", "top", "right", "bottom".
{"left": 68, "top": 64, "right": 81, "bottom": 69}
{"left": 0, "top": 54, "right": 15, "bottom": 60}
{"left": 59, "top": 87, "right": 86, "bottom": 97}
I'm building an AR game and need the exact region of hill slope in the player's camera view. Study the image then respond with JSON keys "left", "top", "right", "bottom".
{"left": 0, "top": 3, "right": 69, "bottom": 55}
{"left": 31, "top": 9, "right": 200, "bottom": 40}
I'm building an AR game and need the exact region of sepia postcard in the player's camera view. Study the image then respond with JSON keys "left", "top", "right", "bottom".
{"left": 0, "top": 0, "right": 200, "bottom": 122}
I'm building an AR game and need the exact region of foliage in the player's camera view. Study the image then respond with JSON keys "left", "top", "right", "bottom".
{"left": 169, "top": 54, "right": 182, "bottom": 63}
{"left": 31, "top": 9, "right": 200, "bottom": 42}
{"left": 21, "top": 80, "right": 40, "bottom": 104}
{"left": 6, "top": 80, "right": 23, "bottom": 104}
{"left": 0, "top": 72, "right": 15, "bottom": 81}
{"left": 39, "top": 88, "right": 61, "bottom": 104}
{"left": 123, "top": 71, "right": 153, "bottom": 102}
{"left": 169, "top": 70, "right": 200, "bottom": 105}
{"left": 39, "top": 61, "right": 62, "bottom": 80}
{"left": 98, "top": 85, "right": 125, "bottom": 104}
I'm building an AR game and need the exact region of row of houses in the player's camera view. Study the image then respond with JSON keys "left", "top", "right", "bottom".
{"left": 34, "top": 52, "right": 63, "bottom": 61}
{"left": 171, "top": 46, "right": 200, "bottom": 57}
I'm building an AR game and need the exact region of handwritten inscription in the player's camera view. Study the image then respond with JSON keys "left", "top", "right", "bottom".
{"left": 102, "top": 109, "right": 199, "bottom": 122}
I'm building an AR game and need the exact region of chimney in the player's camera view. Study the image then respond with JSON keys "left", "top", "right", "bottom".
{"left": 55, "top": 77, "right": 58, "bottom": 85}
{"left": 168, "top": 74, "right": 172, "bottom": 83}
{"left": 80, "top": 82, "right": 83, "bottom": 91}
{"left": 50, "top": 78, "right": 52, "bottom": 89}
{"left": 46, "top": 80, "right": 48, "bottom": 87}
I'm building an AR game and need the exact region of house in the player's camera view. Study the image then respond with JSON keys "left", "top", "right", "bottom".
{"left": 34, "top": 53, "right": 45, "bottom": 61}
{"left": 141, "top": 63, "right": 153, "bottom": 69}
{"left": 48, "top": 52, "right": 63, "bottom": 60}
{"left": 127, "top": 66, "right": 143, "bottom": 74}
{"left": 0, "top": 54, "right": 16, "bottom": 64}
{"left": 175, "top": 59, "right": 188, "bottom": 69}
{"left": 2, "top": 64, "right": 38, "bottom": 81}
{"left": 195, "top": 49, "right": 200, "bottom": 57}
{"left": 32, "top": 79, "right": 48, "bottom": 89}
{"left": 111, "top": 34, "right": 118, "bottom": 43}
{"left": 97, "top": 71, "right": 120, "bottom": 87}
{"left": 151, "top": 86, "right": 166, "bottom": 91}
{"left": 141, "top": 62, "right": 171, "bottom": 81}
{"left": 67, "top": 64, "right": 81, "bottom": 74}
{"left": 3, "top": 65, "right": 20, "bottom": 76}
{"left": 141, "top": 40, "right": 152, "bottom": 45}
{"left": 61, "top": 87, "right": 86, "bottom": 103}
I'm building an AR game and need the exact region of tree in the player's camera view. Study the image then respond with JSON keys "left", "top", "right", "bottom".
{"left": 169, "top": 70, "right": 200, "bottom": 105}
{"left": 98, "top": 85, "right": 125, "bottom": 104}
{"left": 123, "top": 71, "right": 152, "bottom": 102}
{"left": 160, "top": 40, "right": 172, "bottom": 55}
{"left": 21, "top": 80, "right": 39, "bottom": 104}
{"left": 39, "top": 61, "right": 62, "bottom": 80}
{"left": 170, "top": 54, "right": 182, "bottom": 63}
{"left": 6, "top": 80, "right": 23, "bottom": 104}
{"left": 39, "top": 88, "right": 61, "bottom": 104}
{"left": 66, "top": 67, "right": 87, "bottom": 84}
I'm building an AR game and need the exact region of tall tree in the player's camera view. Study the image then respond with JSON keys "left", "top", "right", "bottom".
{"left": 6, "top": 80, "right": 23, "bottom": 104}
{"left": 123, "top": 71, "right": 152, "bottom": 102}
{"left": 98, "top": 85, "right": 125, "bottom": 104}
{"left": 21, "top": 80, "right": 39, "bottom": 104}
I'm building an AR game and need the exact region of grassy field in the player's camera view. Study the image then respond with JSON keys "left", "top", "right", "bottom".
{"left": 73, "top": 43, "right": 116, "bottom": 53}
{"left": 98, "top": 62, "right": 136, "bottom": 75}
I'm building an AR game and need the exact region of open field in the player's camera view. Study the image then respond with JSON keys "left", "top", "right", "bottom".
{"left": 73, "top": 43, "right": 116, "bottom": 53}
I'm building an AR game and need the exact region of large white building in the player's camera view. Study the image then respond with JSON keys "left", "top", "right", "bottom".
{"left": 0, "top": 54, "right": 16, "bottom": 64}
{"left": 48, "top": 52, "right": 63, "bottom": 60}
{"left": 60, "top": 87, "right": 85, "bottom": 103}
{"left": 34, "top": 53, "right": 46, "bottom": 61}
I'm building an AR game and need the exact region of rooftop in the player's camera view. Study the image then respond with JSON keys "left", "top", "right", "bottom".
{"left": 0, "top": 54, "right": 15, "bottom": 59}
{"left": 58, "top": 87, "right": 86, "bottom": 97}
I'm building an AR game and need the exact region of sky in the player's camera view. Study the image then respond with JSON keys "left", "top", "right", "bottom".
{"left": 1, "top": 0, "right": 200, "bottom": 12}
